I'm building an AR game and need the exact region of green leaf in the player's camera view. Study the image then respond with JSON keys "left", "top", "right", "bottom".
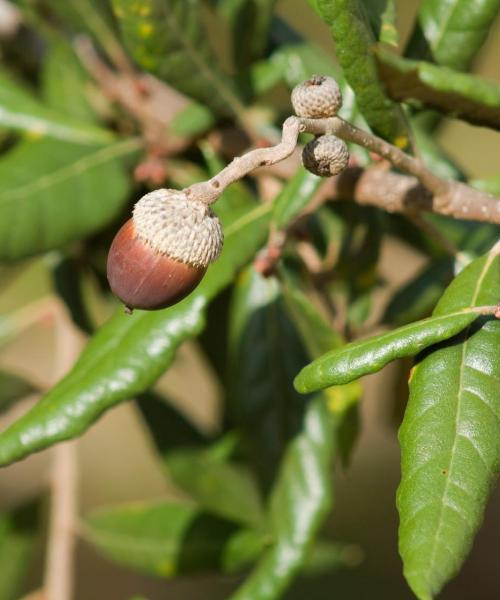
{"left": 471, "top": 174, "right": 500, "bottom": 195}
{"left": 166, "top": 449, "right": 265, "bottom": 526}
{"left": 229, "top": 395, "right": 343, "bottom": 600}
{"left": 0, "top": 138, "right": 136, "bottom": 260}
{"left": 376, "top": 49, "right": 500, "bottom": 130}
{"left": 378, "top": 0, "right": 399, "bottom": 46}
{"left": 0, "top": 502, "right": 39, "bottom": 600}
{"left": 83, "top": 501, "right": 263, "bottom": 577}
{"left": 0, "top": 202, "right": 271, "bottom": 466}
{"left": 398, "top": 242, "right": 500, "bottom": 600}
{"left": 0, "top": 370, "right": 34, "bottom": 414}
{"left": 111, "top": 0, "right": 241, "bottom": 115}
{"left": 218, "top": 0, "right": 277, "bottom": 69}
{"left": 272, "top": 167, "right": 322, "bottom": 230}
{"left": 41, "top": 41, "right": 98, "bottom": 123}
{"left": 313, "top": 0, "right": 409, "bottom": 145}
{"left": 227, "top": 267, "right": 310, "bottom": 490}
{"left": 294, "top": 309, "right": 483, "bottom": 393}
{"left": 406, "top": 0, "right": 500, "bottom": 71}
{"left": 0, "top": 70, "right": 113, "bottom": 144}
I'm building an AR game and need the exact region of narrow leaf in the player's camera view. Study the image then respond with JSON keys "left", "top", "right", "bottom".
{"left": 111, "top": 0, "right": 240, "bottom": 115}
{"left": 376, "top": 49, "right": 500, "bottom": 131}
{"left": 0, "top": 138, "right": 136, "bottom": 260}
{"left": 0, "top": 71, "right": 113, "bottom": 144}
{"left": 406, "top": 0, "right": 500, "bottom": 71}
{"left": 227, "top": 267, "right": 310, "bottom": 490}
{"left": 273, "top": 167, "right": 322, "bottom": 230}
{"left": 166, "top": 449, "right": 265, "bottom": 526}
{"left": 294, "top": 310, "right": 482, "bottom": 393}
{"left": 229, "top": 396, "right": 343, "bottom": 600}
{"left": 313, "top": 0, "right": 409, "bottom": 145}
{"left": 83, "top": 501, "right": 263, "bottom": 577}
{"left": 0, "top": 202, "right": 271, "bottom": 466}
{"left": 398, "top": 242, "right": 500, "bottom": 599}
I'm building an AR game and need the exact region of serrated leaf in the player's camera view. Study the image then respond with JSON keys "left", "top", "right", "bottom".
{"left": 166, "top": 449, "right": 265, "bottom": 526}
{"left": 83, "top": 501, "right": 264, "bottom": 577}
{"left": 0, "top": 70, "right": 113, "bottom": 144}
{"left": 294, "top": 309, "right": 483, "bottom": 393}
{"left": 397, "top": 242, "right": 500, "bottom": 600}
{"left": 229, "top": 396, "right": 344, "bottom": 600}
{"left": 41, "top": 41, "right": 97, "bottom": 123}
{"left": 406, "top": 0, "right": 500, "bottom": 71}
{"left": 272, "top": 167, "right": 322, "bottom": 230}
{"left": 0, "top": 502, "right": 39, "bottom": 600}
{"left": 111, "top": 0, "right": 240, "bottom": 115}
{"left": 227, "top": 267, "right": 310, "bottom": 490}
{"left": 376, "top": 49, "right": 500, "bottom": 130}
{"left": 0, "top": 138, "right": 136, "bottom": 260}
{"left": 312, "top": 0, "right": 409, "bottom": 145}
{"left": 0, "top": 201, "right": 271, "bottom": 466}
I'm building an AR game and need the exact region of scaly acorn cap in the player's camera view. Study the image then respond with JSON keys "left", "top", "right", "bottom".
{"left": 132, "top": 188, "right": 224, "bottom": 268}
{"left": 291, "top": 75, "right": 342, "bottom": 119}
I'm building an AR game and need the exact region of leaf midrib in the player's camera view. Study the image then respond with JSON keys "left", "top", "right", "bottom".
{"left": 426, "top": 248, "right": 498, "bottom": 581}
{"left": 0, "top": 139, "right": 140, "bottom": 206}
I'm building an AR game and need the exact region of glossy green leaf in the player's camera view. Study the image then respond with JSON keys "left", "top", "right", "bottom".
{"left": 0, "top": 370, "right": 34, "bottom": 414}
{"left": 376, "top": 49, "right": 500, "bottom": 130}
{"left": 229, "top": 395, "right": 343, "bottom": 600}
{"left": 41, "top": 41, "right": 97, "bottom": 123}
{"left": 0, "top": 202, "right": 271, "bottom": 466}
{"left": 294, "top": 309, "right": 482, "bottom": 393}
{"left": 83, "top": 501, "right": 264, "bottom": 577}
{"left": 272, "top": 167, "right": 322, "bottom": 230}
{"left": 398, "top": 242, "right": 500, "bottom": 600}
{"left": 313, "top": 0, "right": 409, "bottom": 145}
{"left": 0, "top": 502, "right": 39, "bottom": 600}
{"left": 227, "top": 267, "right": 310, "bottom": 489}
{"left": 0, "top": 71, "right": 113, "bottom": 144}
{"left": 406, "top": 0, "right": 500, "bottom": 71}
{"left": 0, "top": 138, "right": 136, "bottom": 260}
{"left": 166, "top": 449, "right": 265, "bottom": 526}
{"left": 218, "top": 0, "right": 277, "bottom": 69}
{"left": 111, "top": 0, "right": 240, "bottom": 115}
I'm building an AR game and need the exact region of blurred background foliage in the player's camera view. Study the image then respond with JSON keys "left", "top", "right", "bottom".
{"left": 0, "top": 0, "right": 499, "bottom": 599}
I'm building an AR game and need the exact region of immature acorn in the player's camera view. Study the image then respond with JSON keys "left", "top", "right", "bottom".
{"left": 107, "top": 189, "right": 223, "bottom": 311}
{"left": 291, "top": 75, "right": 342, "bottom": 119}
{"left": 302, "top": 135, "right": 349, "bottom": 177}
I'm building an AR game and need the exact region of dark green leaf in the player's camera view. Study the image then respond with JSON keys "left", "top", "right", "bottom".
{"left": 294, "top": 309, "right": 482, "bottom": 393}
{"left": 376, "top": 49, "right": 500, "bottom": 130}
{"left": 83, "top": 501, "right": 262, "bottom": 577}
{"left": 272, "top": 167, "right": 322, "bottom": 230}
{"left": 0, "top": 202, "right": 271, "bottom": 466}
{"left": 0, "top": 502, "right": 39, "bottom": 600}
{"left": 0, "top": 370, "right": 35, "bottom": 415}
{"left": 52, "top": 256, "right": 95, "bottom": 334}
{"left": 0, "top": 70, "right": 113, "bottom": 144}
{"left": 166, "top": 449, "right": 265, "bottom": 526}
{"left": 313, "top": 0, "right": 409, "bottom": 145}
{"left": 111, "top": 0, "right": 241, "bottom": 115}
{"left": 0, "top": 138, "right": 136, "bottom": 260}
{"left": 227, "top": 267, "right": 310, "bottom": 490}
{"left": 398, "top": 242, "right": 500, "bottom": 600}
{"left": 406, "top": 0, "right": 500, "bottom": 71}
{"left": 42, "top": 41, "right": 97, "bottom": 122}
{"left": 218, "top": 0, "right": 277, "bottom": 69}
{"left": 229, "top": 395, "right": 344, "bottom": 600}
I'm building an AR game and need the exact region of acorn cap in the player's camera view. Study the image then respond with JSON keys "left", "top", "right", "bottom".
{"left": 133, "top": 189, "right": 224, "bottom": 268}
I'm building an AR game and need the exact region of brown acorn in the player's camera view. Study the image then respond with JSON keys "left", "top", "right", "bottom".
{"left": 107, "top": 189, "right": 223, "bottom": 311}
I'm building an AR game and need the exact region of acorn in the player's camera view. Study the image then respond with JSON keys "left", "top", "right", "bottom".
{"left": 291, "top": 75, "right": 342, "bottom": 119}
{"left": 107, "top": 189, "right": 223, "bottom": 311}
